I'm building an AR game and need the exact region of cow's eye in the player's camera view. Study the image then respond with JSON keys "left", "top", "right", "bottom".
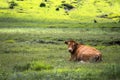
{"left": 73, "top": 44, "right": 75, "bottom": 46}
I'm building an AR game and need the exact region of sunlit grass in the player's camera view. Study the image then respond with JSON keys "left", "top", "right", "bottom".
{"left": 0, "top": 0, "right": 120, "bottom": 23}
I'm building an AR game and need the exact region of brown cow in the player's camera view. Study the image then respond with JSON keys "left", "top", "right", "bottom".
{"left": 65, "top": 40, "right": 102, "bottom": 62}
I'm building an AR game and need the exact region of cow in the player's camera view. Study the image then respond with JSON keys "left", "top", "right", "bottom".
{"left": 65, "top": 40, "right": 102, "bottom": 62}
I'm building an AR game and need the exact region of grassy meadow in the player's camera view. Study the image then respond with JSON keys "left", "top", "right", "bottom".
{"left": 0, "top": 0, "right": 120, "bottom": 80}
{"left": 0, "top": 28, "right": 120, "bottom": 80}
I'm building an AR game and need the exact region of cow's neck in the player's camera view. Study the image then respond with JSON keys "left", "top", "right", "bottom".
{"left": 71, "top": 44, "right": 79, "bottom": 55}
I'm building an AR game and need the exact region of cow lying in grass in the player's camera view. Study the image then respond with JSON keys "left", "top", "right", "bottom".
{"left": 65, "top": 40, "right": 102, "bottom": 62}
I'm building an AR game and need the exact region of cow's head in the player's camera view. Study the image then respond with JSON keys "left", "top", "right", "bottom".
{"left": 65, "top": 40, "right": 78, "bottom": 53}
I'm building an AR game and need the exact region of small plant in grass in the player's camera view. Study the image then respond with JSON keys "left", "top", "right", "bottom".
{"left": 61, "top": 0, "right": 66, "bottom": 3}
{"left": 13, "top": 62, "right": 53, "bottom": 72}
{"left": 8, "top": 1, "right": 18, "bottom": 9}
{"left": 30, "top": 61, "right": 53, "bottom": 71}
{"left": 44, "top": 0, "right": 48, "bottom": 2}
{"left": 62, "top": 3, "right": 75, "bottom": 10}
{"left": 40, "top": 2, "right": 46, "bottom": 7}
{"left": 56, "top": 7, "right": 59, "bottom": 11}
{"left": 5, "top": 39, "right": 15, "bottom": 43}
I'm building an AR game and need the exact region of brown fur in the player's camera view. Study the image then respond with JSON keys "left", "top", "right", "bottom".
{"left": 65, "top": 40, "right": 102, "bottom": 62}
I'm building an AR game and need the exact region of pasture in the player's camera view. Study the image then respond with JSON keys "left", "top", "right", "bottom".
{"left": 0, "top": 0, "right": 120, "bottom": 80}
{"left": 0, "top": 27, "right": 120, "bottom": 80}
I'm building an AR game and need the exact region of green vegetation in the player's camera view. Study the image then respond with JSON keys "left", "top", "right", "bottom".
{"left": 0, "top": 28, "right": 120, "bottom": 80}
{"left": 0, "top": 0, "right": 120, "bottom": 80}
{"left": 0, "top": 0, "right": 120, "bottom": 28}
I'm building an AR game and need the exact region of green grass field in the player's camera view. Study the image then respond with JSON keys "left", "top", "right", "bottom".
{"left": 0, "top": 0, "right": 120, "bottom": 80}
{"left": 0, "top": 28, "right": 120, "bottom": 80}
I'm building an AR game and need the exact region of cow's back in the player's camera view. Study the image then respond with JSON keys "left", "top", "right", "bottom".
{"left": 76, "top": 45, "right": 101, "bottom": 61}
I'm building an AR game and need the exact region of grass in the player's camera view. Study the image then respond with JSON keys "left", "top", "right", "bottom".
{"left": 0, "top": 17, "right": 120, "bottom": 28}
{"left": 0, "top": 0, "right": 120, "bottom": 28}
{"left": 0, "top": 0, "right": 120, "bottom": 79}
{"left": 0, "top": 28, "right": 120, "bottom": 80}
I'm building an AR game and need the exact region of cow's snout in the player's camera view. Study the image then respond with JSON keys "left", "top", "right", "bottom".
{"left": 68, "top": 48, "right": 73, "bottom": 53}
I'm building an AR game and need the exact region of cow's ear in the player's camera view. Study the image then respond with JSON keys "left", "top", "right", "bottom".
{"left": 65, "top": 41, "right": 68, "bottom": 44}
{"left": 75, "top": 43, "right": 78, "bottom": 46}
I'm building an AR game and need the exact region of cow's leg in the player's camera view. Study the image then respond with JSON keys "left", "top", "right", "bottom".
{"left": 89, "top": 55, "right": 101, "bottom": 62}
{"left": 69, "top": 55, "right": 76, "bottom": 61}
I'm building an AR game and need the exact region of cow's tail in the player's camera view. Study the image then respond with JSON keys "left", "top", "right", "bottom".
{"left": 95, "top": 54, "right": 102, "bottom": 62}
